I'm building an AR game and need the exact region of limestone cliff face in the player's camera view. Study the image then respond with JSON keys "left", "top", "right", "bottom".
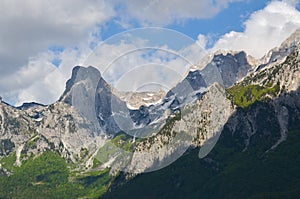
{"left": 59, "top": 66, "right": 125, "bottom": 135}
{"left": 201, "top": 51, "right": 252, "bottom": 88}
{"left": 60, "top": 66, "right": 101, "bottom": 131}
{"left": 0, "top": 101, "right": 107, "bottom": 172}
{"left": 122, "top": 83, "right": 234, "bottom": 174}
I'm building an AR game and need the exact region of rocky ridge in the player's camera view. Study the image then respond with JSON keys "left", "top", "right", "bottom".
{"left": 0, "top": 29, "right": 300, "bottom": 177}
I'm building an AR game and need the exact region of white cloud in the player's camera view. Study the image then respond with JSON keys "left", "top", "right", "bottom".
{"left": 0, "top": 0, "right": 114, "bottom": 72}
{"left": 212, "top": 0, "right": 300, "bottom": 58}
{"left": 115, "top": 0, "right": 241, "bottom": 26}
{"left": 11, "top": 39, "right": 96, "bottom": 106}
{"left": 83, "top": 28, "right": 206, "bottom": 93}
{"left": 84, "top": 39, "right": 191, "bottom": 92}
{"left": 283, "top": 0, "right": 300, "bottom": 6}
{"left": 0, "top": 0, "right": 115, "bottom": 104}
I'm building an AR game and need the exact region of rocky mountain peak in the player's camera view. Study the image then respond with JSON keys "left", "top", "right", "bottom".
{"left": 59, "top": 66, "right": 103, "bottom": 132}
{"left": 198, "top": 50, "right": 252, "bottom": 88}
{"left": 59, "top": 66, "right": 102, "bottom": 104}
{"left": 257, "top": 28, "right": 300, "bottom": 71}
{"left": 280, "top": 28, "right": 300, "bottom": 49}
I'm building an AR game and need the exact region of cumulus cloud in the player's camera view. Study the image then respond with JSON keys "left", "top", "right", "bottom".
{"left": 115, "top": 0, "right": 241, "bottom": 26}
{"left": 0, "top": 0, "right": 114, "bottom": 104}
{"left": 0, "top": 0, "right": 114, "bottom": 73}
{"left": 13, "top": 34, "right": 101, "bottom": 106}
{"left": 212, "top": 0, "right": 300, "bottom": 58}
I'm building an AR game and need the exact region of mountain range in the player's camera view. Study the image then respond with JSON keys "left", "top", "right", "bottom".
{"left": 0, "top": 29, "right": 300, "bottom": 198}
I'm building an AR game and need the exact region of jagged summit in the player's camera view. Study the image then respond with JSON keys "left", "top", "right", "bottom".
{"left": 194, "top": 49, "right": 257, "bottom": 71}
{"left": 59, "top": 66, "right": 102, "bottom": 104}
{"left": 190, "top": 50, "right": 253, "bottom": 88}
{"left": 207, "top": 51, "right": 251, "bottom": 87}
{"left": 58, "top": 66, "right": 102, "bottom": 132}
{"left": 280, "top": 28, "right": 300, "bottom": 50}
{"left": 58, "top": 65, "right": 126, "bottom": 135}
{"left": 257, "top": 27, "right": 300, "bottom": 71}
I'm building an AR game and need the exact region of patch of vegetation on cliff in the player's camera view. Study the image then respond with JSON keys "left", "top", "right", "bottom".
{"left": 111, "top": 133, "right": 135, "bottom": 152}
{"left": 94, "top": 132, "right": 135, "bottom": 169}
{"left": 227, "top": 82, "right": 280, "bottom": 108}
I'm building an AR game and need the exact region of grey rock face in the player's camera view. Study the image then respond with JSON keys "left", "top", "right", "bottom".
{"left": 201, "top": 51, "right": 252, "bottom": 88}
{"left": 59, "top": 66, "right": 130, "bottom": 136}
{"left": 0, "top": 99, "right": 107, "bottom": 171}
{"left": 60, "top": 66, "right": 102, "bottom": 133}
{"left": 60, "top": 66, "right": 101, "bottom": 104}
{"left": 95, "top": 77, "right": 129, "bottom": 135}
{"left": 166, "top": 70, "right": 206, "bottom": 102}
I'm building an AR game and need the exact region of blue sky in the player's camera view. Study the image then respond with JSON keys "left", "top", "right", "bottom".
{"left": 1, "top": 0, "right": 300, "bottom": 105}
{"left": 167, "top": 1, "right": 270, "bottom": 45}
{"left": 101, "top": 1, "right": 270, "bottom": 46}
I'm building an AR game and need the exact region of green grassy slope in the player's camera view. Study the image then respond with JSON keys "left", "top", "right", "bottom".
{"left": 0, "top": 151, "right": 113, "bottom": 199}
